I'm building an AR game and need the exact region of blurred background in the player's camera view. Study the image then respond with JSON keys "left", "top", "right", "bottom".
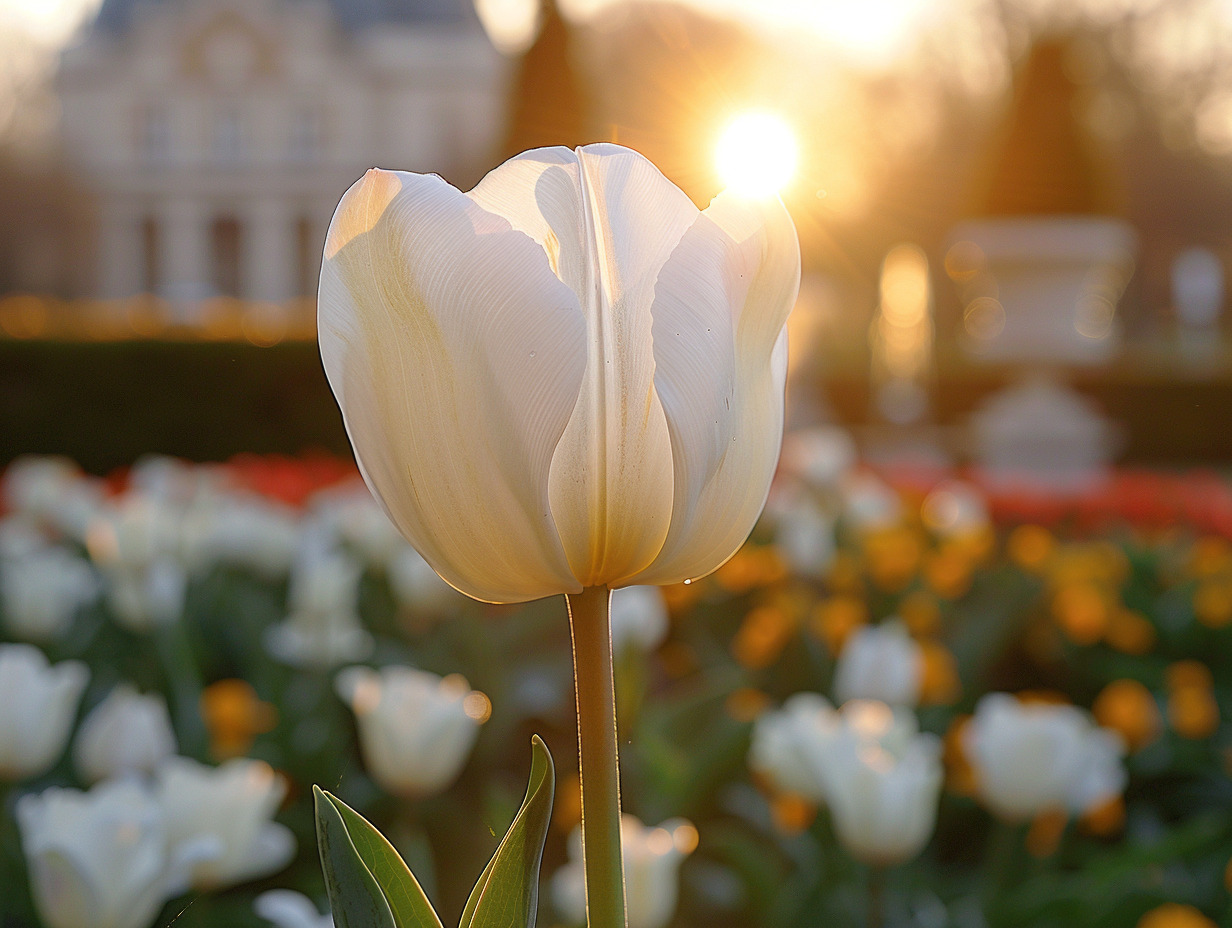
{"left": 1, "top": 0, "right": 1231, "bottom": 474}
{"left": 2, "top": 5, "right": 1232, "bottom": 928}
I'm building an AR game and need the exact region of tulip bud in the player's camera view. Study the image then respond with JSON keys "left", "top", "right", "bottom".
{"left": 17, "top": 780, "right": 173, "bottom": 928}
{"left": 0, "top": 643, "right": 88, "bottom": 779}
{"left": 819, "top": 700, "right": 943, "bottom": 866}
{"left": 335, "top": 665, "right": 487, "bottom": 798}
{"left": 778, "top": 426, "right": 858, "bottom": 491}
{"left": 3, "top": 455, "right": 105, "bottom": 541}
{"left": 74, "top": 684, "right": 177, "bottom": 784}
{"left": 156, "top": 756, "right": 295, "bottom": 890}
{"left": 769, "top": 490, "right": 837, "bottom": 580}
{"left": 833, "top": 620, "right": 923, "bottom": 707}
{"left": 553, "top": 814, "right": 697, "bottom": 928}
{"left": 841, "top": 473, "right": 902, "bottom": 531}
{"left": 748, "top": 692, "right": 838, "bottom": 802}
{"left": 609, "top": 584, "right": 669, "bottom": 654}
{"left": 318, "top": 143, "right": 800, "bottom": 603}
{"left": 1, "top": 546, "right": 99, "bottom": 642}
{"left": 964, "top": 693, "right": 1127, "bottom": 820}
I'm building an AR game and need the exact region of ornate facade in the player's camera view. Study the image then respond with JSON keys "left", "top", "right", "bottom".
{"left": 59, "top": 0, "right": 509, "bottom": 308}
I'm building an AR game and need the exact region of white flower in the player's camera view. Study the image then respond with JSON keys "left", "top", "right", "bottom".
{"left": 104, "top": 558, "right": 188, "bottom": 633}
{"left": 778, "top": 426, "right": 858, "bottom": 491}
{"left": 841, "top": 473, "right": 902, "bottom": 532}
{"left": 0, "top": 643, "right": 88, "bottom": 780}
{"left": 0, "top": 514, "right": 45, "bottom": 558}
{"left": 920, "top": 480, "right": 989, "bottom": 538}
{"left": 964, "top": 693, "right": 1127, "bottom": 820}
{"left": 3, "top": 456, "right": 105, "bottom": 541}
{"left": 74, "top": 685, "right": 177, "bottom": 784}
{"left": 265, "top": 546, "right": 371, "bottom": 668}
{"left": 255, "top": 890, "right": 335, "bottom": 928}
{"left": 748, "top": 692, "right": 839, "bottom": 802}
{"left": 156, "top": 756, "right": 295, "bottom": 891}
{"left": 17, "top": 780, "right": 175, "bottom": 928}
{"left": 318, "top": 143, "right": 799, "bottom": 603}
{"left": 609, "top": 585, "right": 670, "bottom": 654}
{"left": 833, "top": 620, "right": 923, "bottom": 707}
{"left": 200, "top": 494, "right": 300, "bottom": 578}
{"left": 1, "top": 546, "right": 99, "bottom": 642}
{"left": 769, "top": 491, "right": 837, "bottom": 580}
{"left": 387, "top": 543, "right": 460, "bottom": 615}
{"left": 308, "top": 482, "right": 405, "bottom": 566}
{"left": 335, "top": 665, "right": 487, "bottom": 798}
{"left": 553, "top": 814, "right": 697, "bottom": 928}
{"left": 819, "top": 700, "right": 943, "bottom": 866}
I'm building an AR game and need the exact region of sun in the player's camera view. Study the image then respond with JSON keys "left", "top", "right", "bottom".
{"left": 714, "top": 111, "right": 798, "bottom": 198}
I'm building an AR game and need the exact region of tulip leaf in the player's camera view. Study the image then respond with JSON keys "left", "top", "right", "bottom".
{"left": 459, "top": 735, "right": 556, "bottom": 928}
{"left": 319, "top": 787, "right": 445, "bottom": 928}
{"left": 315, "top": 786, "right": 399, "bottom": 928}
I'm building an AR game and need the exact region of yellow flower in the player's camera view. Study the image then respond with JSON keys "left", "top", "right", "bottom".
{"left": 199, "top": 679, "right": 277, "bottom": 761}
{"left": 1093, "top": 679, "right": 1162, "bottom": 752}
{"left": 1007, "top": 524, "right": 1054, "bottom": 572}
{"left": 1136, "top": 903, "right": 1217, "bottom": 928}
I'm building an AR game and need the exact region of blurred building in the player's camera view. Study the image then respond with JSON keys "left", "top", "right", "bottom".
{"left": 58, "top": 0, "right": 509, "bottom": 307}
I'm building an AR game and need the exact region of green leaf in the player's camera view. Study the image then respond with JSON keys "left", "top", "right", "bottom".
{"left": 319, "top": 787, "right": 445, "bottom": 928}
{"left": 459, "top": 735, "right": 556, "bottom": 928}
{"left": 314, "top": 785, "right": 398, "bottom": 928}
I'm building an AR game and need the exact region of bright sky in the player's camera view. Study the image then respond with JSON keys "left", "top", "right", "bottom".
{"left": 0, "top": 0, "right": 102, "bottom": 44}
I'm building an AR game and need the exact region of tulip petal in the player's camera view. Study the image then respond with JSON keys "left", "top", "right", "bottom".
{"left": 319, "top": 168, "right": 587, "bottom": 602}
{"left": 470, "top": 145, "right": 696, "bottom": 586}
{"left": 630, "top": 192, "right": 800, "bottom": 585}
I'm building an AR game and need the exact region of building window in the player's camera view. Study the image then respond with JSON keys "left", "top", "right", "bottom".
{"left": 211, "top": 216, "right": 242, "bottom": 297}
{"left": 138, "top": 105, "right": 171, "bottom": 163}
{"left": 289, "top": 105, "right": 323, "bottom": 162}
{"left": 213, "top": 107, "right": 244, "bottom": 164}
{"left": 141, "top": 216, "right": 161, "bottom": 293}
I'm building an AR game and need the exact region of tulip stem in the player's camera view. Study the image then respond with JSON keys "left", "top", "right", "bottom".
{"left": 566, "top": 586, "right": 627, "bottom": 928}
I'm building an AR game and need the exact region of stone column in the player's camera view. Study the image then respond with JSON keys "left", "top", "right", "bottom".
{"left": 244, "top": 198, "right": 295, "bottom": 303}
{"left": 160, "top": 197, "right": 211, "bottom": 314}
{"left": 97, "top": 198, "right": 143, "bottom": 299}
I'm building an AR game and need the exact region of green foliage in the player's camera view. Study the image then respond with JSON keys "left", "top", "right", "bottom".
{"left": 315, "top": 737, "right": 554, "bottom": 928}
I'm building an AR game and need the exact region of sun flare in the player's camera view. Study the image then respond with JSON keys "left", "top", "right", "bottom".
{"left": 715, "top": 111, "right": 798, "bottom": 198}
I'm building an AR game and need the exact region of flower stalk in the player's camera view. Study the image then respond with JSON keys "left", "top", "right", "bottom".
{"left": 566, "top": 586, "right": 627, "bottom": 928}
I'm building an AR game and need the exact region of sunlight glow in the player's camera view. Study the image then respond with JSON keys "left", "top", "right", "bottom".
{"left": 715, "top": 111, "right": 798, "bottom": 197}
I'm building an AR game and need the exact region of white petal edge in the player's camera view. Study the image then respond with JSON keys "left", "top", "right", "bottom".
{"left": 319, "top": 168, "right": 586, "bottom": 602}
{"left": 629, "top": 191, "right": 800, "bottom": 585}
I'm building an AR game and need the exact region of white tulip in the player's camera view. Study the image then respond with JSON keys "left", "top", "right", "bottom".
{"left": 553, "top": 814, "right": 697, "bottom": 928}
{"left": 0, "top": 643, "right": 88, "bottom": 779}
{"left": 841, "top": 473, "right": 902, "bottom": 531}
{"left": 255, "top": 890, "right": 335, "bottom": 928}
{"left": 335, "top": 665, "right": 487, "bottom": 798}
{"left": 74, "top": 685, "right": 177, "bottom": 784}
{"left": 3, "top": 455, "right": 105, "bottom": 541}
{"left": 104, "top": 558, "right": 188, "bottom": 633}
{"left": 318, "top": 143, "right": 799, "bottom": 603}
{"left": 778, "top": 426, "right": 858, "bottom": 490}
{"left": 1, "top": 546, "right": 99, "bottom": 642}
{"left": 156, "top": 756, "right": 295, "bottom": 890}
{"left": 964, "top": 693, "right": 1127, "bottom": 820}
{"left": 265, "top": 546, "right": 372, "bottom": 667}
{"left": 833, "top": 620, "right": 923, "bottom": 707}
{"left": 202, "top": 494, "right": 300, "bottom": 578}
{"left": 819, "top": 700, "right": 943, "bottom": 866}
{"left": 308, "top": 482, "right": 405, "bottom": 566}
{"left": 920, "top": 480, "right": 990, "bottom": 538}
{"left": 0, "top": 514, "right": 45, "bottom": 558}
{"left": 17, "top": 780, "right": 175, "bottom": 928}
{"left": 387, "top": 543, "right": 460, "bottom": 614}
{"left": 609, "top": 584, "right": 669, "bottom": 654}
{"left": 748, "top": 692, "right": 839, "bottom": 802}
{"left": 770, "top": 491, "right": 837, "bottom": 579}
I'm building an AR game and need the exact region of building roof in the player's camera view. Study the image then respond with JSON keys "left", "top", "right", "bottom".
{"left": 93, "top": 0, "right": 477, "bottom": 33}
